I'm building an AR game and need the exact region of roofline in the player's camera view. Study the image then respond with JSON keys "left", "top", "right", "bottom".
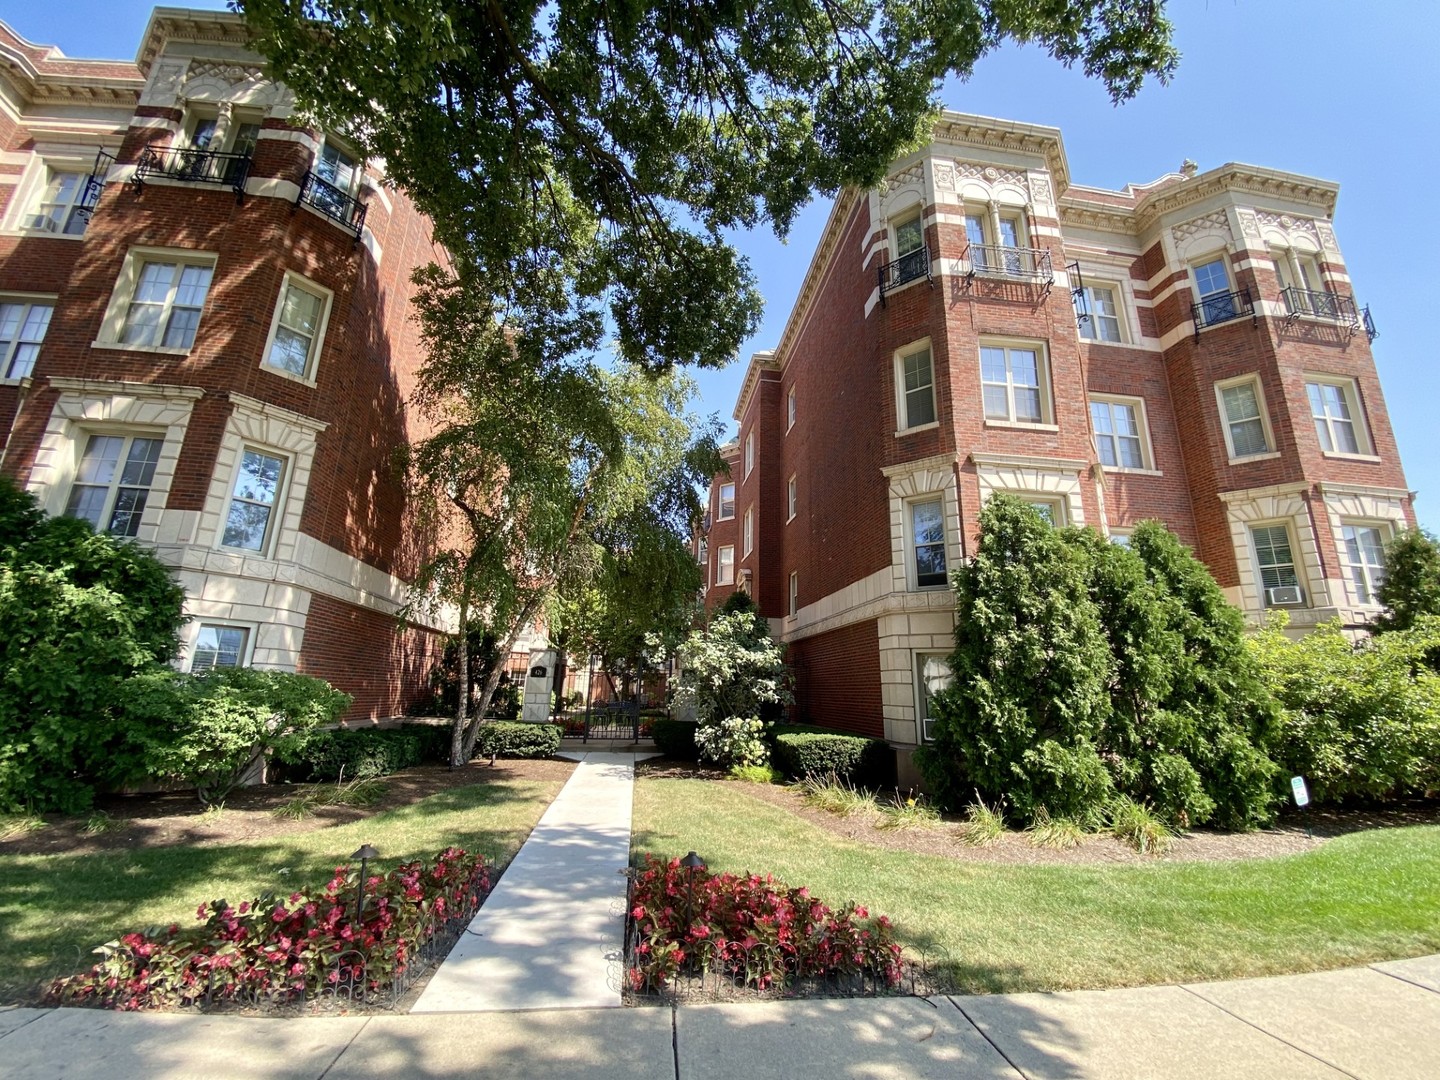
{"left": 732, "top": 350, "right": 781, "bottom": 423}
{"left": 136, "top": 7, "right": 252, "bottom": 74}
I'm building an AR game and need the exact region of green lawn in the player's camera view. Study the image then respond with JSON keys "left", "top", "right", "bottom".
{"left": 0, "top": 778, "right": 563, "bottom": 1000}
{"left": 634, "top": 778, "right": 1440, "bottom": 994}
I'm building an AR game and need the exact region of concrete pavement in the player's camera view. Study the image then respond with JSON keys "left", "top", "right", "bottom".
{"left": 3, "top": 955, "right": 1437, "bottom": 1078}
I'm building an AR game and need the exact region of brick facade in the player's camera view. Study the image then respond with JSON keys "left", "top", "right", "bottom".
{"left": 700, "top": 112, "right": 1414, "bottom": 752}
{"left": 0, "top": 10, "right": 450, "bottom": 718}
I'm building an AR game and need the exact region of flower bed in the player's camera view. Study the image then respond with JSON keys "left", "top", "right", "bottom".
{"left": 624, "top": 854, "right": 904, "bottom": 999}
{"left": 47, "top": 847, "right": 489, "bottom": 1011}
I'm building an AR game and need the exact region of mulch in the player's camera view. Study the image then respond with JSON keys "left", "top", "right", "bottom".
{"left": 0, "top": 758, "right": 576, "bottom": 857}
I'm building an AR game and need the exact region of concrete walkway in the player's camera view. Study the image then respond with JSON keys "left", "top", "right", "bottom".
{"left": 3, "top": 956, "right": 1437, "bottom": 1078}
{"left": 411, "top": 751, "right": 653, "bottom": 1013}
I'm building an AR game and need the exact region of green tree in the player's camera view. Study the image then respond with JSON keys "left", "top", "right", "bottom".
{"left": 239, "top": 0, "right": 1177, "bottom": 375}
{"left": 674, "top": 609, "right": 792, "bottom": 732}
{"left": 1374, "top": 528, "right": 1440, "bottom": 634}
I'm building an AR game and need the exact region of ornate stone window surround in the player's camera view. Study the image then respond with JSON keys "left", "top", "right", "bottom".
{"left": 885, "top": 454, "right": 962, "bottom": 595}
{"left": 1218, "top": 483, "right": 1328, "bottom": 615}
{"left": 1318, "top": 484, "right": 1410, "bottom": 610}
{"left": 970, "top": 452, "right": 1088, "bottom": 528}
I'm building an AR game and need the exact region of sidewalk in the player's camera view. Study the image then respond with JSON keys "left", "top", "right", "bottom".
{"left": 2, "top": 955, "right": 1437, "bottom": 1078}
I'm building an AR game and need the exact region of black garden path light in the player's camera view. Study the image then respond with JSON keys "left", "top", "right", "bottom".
{"left": 681, "top": 850, "right": 705, "bottom": 928}
{"left": 353, "top": 844, "right": 379, "bottom": 922}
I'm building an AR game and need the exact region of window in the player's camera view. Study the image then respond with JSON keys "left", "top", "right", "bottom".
{"left": 112, "top": 256, "right": 215, "bottom": 350}
{"left": 1342, "top": 523, "right": 1388, "bottom": 605}
{"left": 316, "top": 141, "right": 360, "bottom": 195}
{"left": 1251, "top": 524, "right": 1300, "bottom": 596}
{"left": 915, "top": 653, "right": 952, "bottom": 743}
{"left": 717, "top": 482, "right": 735, "bottom": 520}
{"left": 716, "top": 545, "right": 735, "bottom": 586}
{"left": 981, "top": 342, "right": 1046, "bottom": 424}
{"left": 896, "top": 344, "right": 936, "bottom": 430}
{"left": 964, "top": 207, "right": 1029, "bottom": 275}
{"left": 1307, "top": 379, "right": 1368, "bottom": 456}
{"left": 222, "top": 448, "right": 286, "bottom": 553}
{"left": 0, "top": 301, "right": 52, "bottom": 379}
{"left": 191, "top": 624, "right": 249, "bottom": 672}
{"left": 697, "top": 537, "right": 707, "bottom": 565}
{"left": 743, "top": 506, "right": 754, "bottom": 557}
{"left": 1216, "top": 377, "right": 1272, "bottom": 459}
{"left": 887, "top": 211, "right": 928, "bottom": 285}
{"left": 1075, "top": 284, "right": 1123, "bottom": 343}
{"left": 1089, "top": 397, "right": 1150, "bottom": 470}
{"left": 744, "top": 430, "right": 754, "bottom": 478}
{"left": 63, "top": 433, "right": 164, "bottom": 537}
{"left": 1109, "top": 530, "right": 1132, "bottom": 548}
{"left": 910, "top": 499, "right": 947, "bottom": 588}
{"left": 1021, "top": 496, "right": 1065, "bottom": 526}
{"left": 1192, "top": 256, "right": 1239, "bottom": 327}
{"left": 264, "top": 274, "right": 330, "bottom": 380}
{"left": 789, "top": 571, "right": 799, "bottom": 617}
{"left": 24, "top": 169, "right": 92, "bottom": 236}
{"left": 787, "top": 475, "right": 797, "bottom": 522}
{"left": 787, "top": 387, "right": 796, "bottom": 431}
{"left": 187, "top": 112, "right": 261, "bottom": 157}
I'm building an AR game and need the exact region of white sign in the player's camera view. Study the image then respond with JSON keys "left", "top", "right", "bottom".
{"left": 1291, "top": 776, "right": 1310, "bottom": 807}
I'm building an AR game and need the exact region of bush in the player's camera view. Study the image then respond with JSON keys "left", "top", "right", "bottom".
{"left": 48, "top": 847, "right": 490, "bottom": 1010}
{"left": 772, "top": 731, "right": 888, "bottom": 786}
{"left": 1251, "top": 616, "right": 1440, "bottom": 801}
{"left": 473, "top": 720, "right": 561, "bottom": 759}
{"left": 296, "top": 724, "right": 449, "bottom": 782}
{"left": 651, "top": 718, "right": 699, "bottom": 760}
{"left": 693, "top": 715, "right": 769, "bottom": 768}
{"left": 674, "top": 610, "right": 792, "bottom": 727}
{"left": 1374, "top": 529, "right": 1440, "bottom": 634}
{"left": 626, "top": 854, "right": 902, "bottom": 993}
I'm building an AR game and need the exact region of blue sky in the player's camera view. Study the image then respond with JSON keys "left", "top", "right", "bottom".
{"left": 8, "top": 0, "right": 1439, "bottom": 528}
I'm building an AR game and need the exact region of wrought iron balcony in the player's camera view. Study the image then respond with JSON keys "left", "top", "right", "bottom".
{"left": 878, "top": 244, "right": 931, "bottom": 305}
{"left": 130, "top": 145, "right": 250, "bottom": 202}
{"left": 1363, "top": 305, "right": 1378, "bottom": 342}
{"left": 965, "top": 243, "right": 1053, "bottom": 284}
{"left": 1281, "top": 286, "right": 1359, "bottom": 324}
{"left": 296, "top": 169, "right": 367, "bottom": 240}
{"left": 1191, "top": 288, "right": 1255, "bottom": 338}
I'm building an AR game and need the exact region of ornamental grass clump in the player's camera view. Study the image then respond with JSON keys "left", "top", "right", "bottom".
{"left": 47, "top": 847, "right": 489, "bottom": 1010}
{"left": 626, "top": 854, "right": 902, "bottom": 993}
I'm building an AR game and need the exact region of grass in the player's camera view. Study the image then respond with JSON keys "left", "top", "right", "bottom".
{"left": 799, "top": 774, "right": 880, "bottom": 817}
{"left": 1107, "top": 796, "right": 1176, "bottom": 855}
{"left": 877, "top": 792, "right": 942, "bottom": 830}
{"left": 727, "top": 764, "right": 782, "bottom": 784}
{"left": 0, "top": 777, "right": 563, "bottom": 1001}
{"left": 1026, "top": 808, "right": 1085, "bottom": 850}
{"left": 957, "top": 796, "right": 1006, "bottom": 847}
{"left": 634, "top": 778, "right": 1440, "bottom": 995}
{"left": 271, "top": 777, "right": 391, "bottom": 819}
{"left": 0, "top": 814, "right": 46, "bottom": 841}
{"left": 81, "top": 812, "right": 126, "bottom": 837}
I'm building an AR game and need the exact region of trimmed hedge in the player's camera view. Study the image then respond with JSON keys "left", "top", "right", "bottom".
{"left": 474, "top": 720, "right": 561, "bottom": 759}
{"left": 297, "top": 724, "right": 450, "bottom": 781}
{"left": 772, "top": 729, "right": 890, "bottom": 786}
{"left": 652, "top": 718, "right": 699, "bottom": 760}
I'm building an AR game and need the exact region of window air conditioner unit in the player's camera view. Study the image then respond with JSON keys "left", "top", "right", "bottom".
{"left": 24, "top": 214, "right": 58, "bottom": 233}
{"left": 921, "top": 717, "right": 936, "bottom": 743}
{"left": 1266, "top": 585, "right": 1305, "bottom": 607}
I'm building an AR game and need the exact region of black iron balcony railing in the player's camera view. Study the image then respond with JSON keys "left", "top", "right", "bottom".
{"left": 1363, "top": 305, "right": 1378, "bottom": 342}
{"left": 73, "top": 149, "right": 117, "bottom": 228}
{"left": 1281, "top": 286, "right": 1359, "bottom": 326}
{"left": 965, "top": 243, "right": 1053, "bottom": 284}
{"left": 296, "top": 169, "right": 367, "bottom": 241}
{"left": 131, "top": 145, "right": 250, "bottom": 202}
{"left": 878, "top": 244, "right": 931, "bottom": 305}
{"left": 1191, "top": 287, "right": 1255, "bottom": 338}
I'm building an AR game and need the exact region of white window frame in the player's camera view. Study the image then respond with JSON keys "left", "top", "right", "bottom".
{"left": 1075, "top": 282, "right": 1126, "bottom": 344}
{"left": 786, "top": 475, "right": 797, "bottom": 523}
{"left": 894, "top": 338, "right": 937, "bottom": 433}
{"left": 94, "top": 246, "right": 218, "bottom": 355}
{"left": 1249, "top": 522, "right": 1304, "bottom": 604}
{"left": 1339, "top": 520, "right": 1390, "bottom": 608}
{"left": 744, "top": 430, "right": 754, "bottom": 478}
{"left": 1109, "top": 529, "right": 1133, "bottom": 547}
{"left": 1214, "top": 374, "right": 1278, "bottom": 462}
{"left": 62, "top": 430, "right": 167, "bottom": 538}
{"left": 1305, "top": 375, "right": 1374, "bottom": 458}
{"left": 261, "top": 271, "right": 333, "bottom": 385}
{"left": 219, "top": 445, "right": 291, "bottom": 558}
{"left": 906, "top": 495, "right": 949, "bottom": 591}
{"left": 743, "top": 506, "right": 754, "bottom": 557}
{"left": 0, "top": 296, "right": 55, "bottom": 382}
{"left": 980, "top": 339, "right": 1053, "bottom": 427}
{"left": 697, "top": 537, "right": 708, "bottom": 566}
{"left": 715, "top": 545, "right": 735, "bottom": 586}
{"left": 914, "top": 652, "right": 953, "bottom": 744}
{"left": 717, "top": 482, "right": 735, "bottom": 520}
{"left": 315, "top": 137, "right": 363, "bottom": 197}
{"left": 1088, "top": 394, "right": 1155, "bottom": 472}
{"left": 21, "top": 165, "right": 94, "bottom": 237}
{"left": 788, "top": 571, "right": 799, "bottom": 618}
{"left": 187, "top": 621, "right": 256, "bottom": 673}
{"left": 1001, "top": 493, "right": 1068, "bottom": 527}
{"left": 787, "top": 386, "right": 796, "bottom": 432}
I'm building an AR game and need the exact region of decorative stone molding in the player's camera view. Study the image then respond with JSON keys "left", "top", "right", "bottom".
{"left": 879, "top": 163, "right": 924, "bottom": 195}
{"left": 970, "top": 453, "right": 1088, "bottom": 525}
{"left": 1220, "top": 483, "right": 1330, "bottom": 616}
{"left": 1170, "top": 210, "right": 1233, "bottom": 255}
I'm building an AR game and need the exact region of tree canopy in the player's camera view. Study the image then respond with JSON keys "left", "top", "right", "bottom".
{"left": 239, "top": 0, "right": 1178, "bottom": 372}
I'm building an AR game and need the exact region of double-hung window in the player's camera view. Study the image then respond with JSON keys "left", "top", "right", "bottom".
{"left": 192, "top": 624, "right": 249, "bottom": 672}
{"left": 744, "top": 431, "right": 754, "bottom": 478}
{"left": 1193, "top": 256, "right": 1239, "bottom": 327}
{"left": 789, "top": 571, "right": 799, "bottom": 617}
{"left": 222, "top": 448, "right": 287, "bottom": 553}
{"left": 1342, "top": 524, "right": 1388, "bottom": 605}
{"left": 965, "top": 208, "right": 1028, "bottom": 275}
{"left": 264, "top": 274, "right": 330, "bottom": 380}
{"left": 0, "top": 301, "right": 53, "bottom": 380}
{"left": 716, "top": 545, "right": 735, "bottom": 586}
{"left": 1090, "top": 397, "right": 1148, "bottom": 470}
{"left": 787, "top": 476, "right": 797, "bottom": 522}
{"left": 63, "top": 433, "right": 164, "bottom": 537}
{"left": 897, "top": 344, "right": 936, "bottom": 430}
{"left": 120, "top": 259, "right": 214, "bottom": 349}
{"left": 915, "top": 653, "right": 952, "bottom": 742}
{"left": 787, "top": 387, "right": 796, "bottom": 431}
{"left": 981, "top": 343, "right": 1045, "bottom": 424}
{"left": 910, "top": 499, "right": 947, "bottom": 588}
{"left": 26, "top": 170, "right": 93, "bottom": 236}
{"left": 1251, "top": 525, "right": 1299, "bottom": 596}
{"left": 717, "top": 482, "right": 735, "bottom": 520}
{"left": 1306, "top": 379, "right": 1366, "bottom": 455}
{"left": 697, "top": 537, "right": 707, "bottom": 566}
{"left": 1075, "top": 284, "right": 1123, "bottom": 343}
{"left": 890, "top": 212, "right": 926, "bottom": 285}
{"left": 1217, "top": 377, "right": 1271, "bottom": 458}
{"left": 743, "top": 507, "right": 754, "bottom": 557}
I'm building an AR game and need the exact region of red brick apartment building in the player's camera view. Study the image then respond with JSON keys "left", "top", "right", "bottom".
{"left": 0, "top": 7, "right": 458, "bottom": 718}
{"left": 700, "top": 112, "right": 1413, "bottom": 758}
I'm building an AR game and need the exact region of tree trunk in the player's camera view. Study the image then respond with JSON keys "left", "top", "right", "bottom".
{"left": 450, "top": 590, "right": 471, "bottom": 768}
{"left": 460, "top": 594, "right": 544, "bottom": 760}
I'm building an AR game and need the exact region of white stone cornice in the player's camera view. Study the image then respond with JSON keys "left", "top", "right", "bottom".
{"left": 970, "top": 452, "right": 1089, "bottom": 473}
{"left": 227, "top": 391, "right": 329, "bottom": 434}
{"left": 882, "top": 452, "right": 956, "bottom": 478}
{"left": 48, "top": 376, "right": 203, "bottom": 400}
{"left": 1217, "top": 481, "right": 1311, "bottom": 503}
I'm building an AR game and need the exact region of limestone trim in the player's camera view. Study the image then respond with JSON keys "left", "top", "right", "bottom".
{"left": 878, "top": 609, "right": 958, "bottom": 747}
{"left": 970, "top": 452, "right": 1088, "bottom": 526}
{"left": 1221, "top": 484, "right": 1329, "bottom": 616}
{"left": 1318, "top": 485, "right": 1410, "bottom": 615}
{"left": 886, "top": 455, "right": 962, "bottom": 596}
{"left": 26, "top": 378, "right": 203, "bottom": 544}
